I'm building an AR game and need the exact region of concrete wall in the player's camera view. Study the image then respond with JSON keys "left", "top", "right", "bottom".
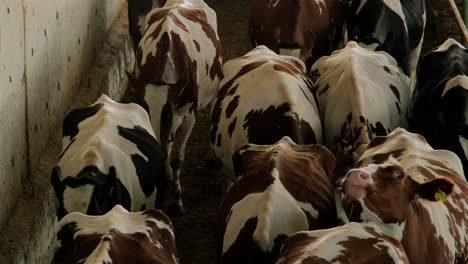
{"left": 0, "top": 0, "right": 126, "bottom": 243}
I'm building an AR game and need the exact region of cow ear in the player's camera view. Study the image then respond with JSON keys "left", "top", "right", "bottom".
{"left": 417, "top": 176, "right": 455, "bottom": 202}
{"left": 51, "top": 166, "right": 64, "bottom": 199}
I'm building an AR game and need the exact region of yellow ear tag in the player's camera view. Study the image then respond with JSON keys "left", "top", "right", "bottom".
{"left": 434, "top": 189, "right": 447, "bottom": 202}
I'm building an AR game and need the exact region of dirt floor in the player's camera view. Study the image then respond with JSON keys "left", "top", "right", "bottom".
{"left": 158, "top": 1, "right": 466, "bottom": 263}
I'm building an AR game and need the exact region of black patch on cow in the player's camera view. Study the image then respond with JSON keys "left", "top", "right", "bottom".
{"left": 243, "top": 103, "right": 316, "bottom": 145}
{"left": 369, "top": 122, "right": 387, "bottom": 136}
{"left": 193, "top": 40, "right": 201, "bottom": 52}
{"left": 228, "top": 118, "right": 237, "bottom": 138}
{"left": 396, "top": 102, "right": 401, "bottom": 114}
{"left": 359, "top": 115, "right": 366, "bottom": 123}
{"left": 217, "top": 134, "right": 221, "bottom": 147}
{"left": 59, "top": 139, "right": 75, "bottom": 160}
{"left": 118, "top": 125, "right": 166, "bottom": 207}
{"left": 226, "top": 96, "right": 240, "bottom": 118}
{"left": 412, "top": 41, "right": 468, "bottom": 178}
{"left": 221, "top": 217, "right": 287, "bottom": 264}
{"left": 383, "top": 65, "right": 392, "bottom": 74}
{"left": 127, "top": 0, "right": 154, "bottom": 49}
{"left": 367, "top": 136, "right": 388, "bottom": 149}
{"left": 389, "top": 84, "right": 400, "bottom": 102}
{"left": 62, "top": 103, "right": 104, "bottom": 140}
{"left": 347, "top": 0, "right": 425, "bottom": 74}
{"left": 54, "top": 166, "right": 132, "bottom": 218}
{"left": 346, "top": 112, "right": 352, "bottom": 124}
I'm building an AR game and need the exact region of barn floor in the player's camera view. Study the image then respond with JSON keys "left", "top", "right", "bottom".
{"left": 167, "top": 0, "right": 465, "bottom": 263}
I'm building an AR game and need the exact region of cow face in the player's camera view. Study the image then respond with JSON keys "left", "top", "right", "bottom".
{"left": 341, "top": 161, "right": 455, "bottom": 225}
{"left": 51, "top": 166, "right": 131, "bottom": 219}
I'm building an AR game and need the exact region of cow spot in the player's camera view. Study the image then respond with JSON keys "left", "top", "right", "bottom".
{"left": 318, "top": 84, "right": 330, "bottom": 96}
{"left": 193, "top": 40, "right": 201, "bottom": 52}
{"left": 367, "top": 136, "right": 388, "bottom": 149}
{"left": 389, "top": 84, "right": 400, "bottom": 102}
{"left": 228, "top": 118, "right": 237, "bottom": 138}
{"left": 243, "top": 103, "right": 316, "bottom": 145}
{"left": 383, "top": 65, "right": 392, "bottom": 74}
{"left": 62, "top": 103, "right": 104, "bottom": 140}
{"left": 369, "top": 122, "right": 387, "bottom": 136}
{"left": 225, "top": 96, "right": 240, "bottom": 118}
{"left": 310, "top": 69, "right": 321, "bottom": 83}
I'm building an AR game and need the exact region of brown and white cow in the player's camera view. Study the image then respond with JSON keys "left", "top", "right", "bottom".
{"left": 210, "top": 45, "right": 322, "bottom": 185}
{"left": 277, "top": 222, "right": 409, "bottom": 264}
{"left": 53, "top": 204, "right": 179, "bottom": 264}
{"left": 412, "top": 38, "right": 468, "bottom": 179}
{"left": 310, "top": 41, "right": 410, "bottom": 169}
{"left": 218, "top": 136, "right": 337, "bottom": 264}
{"left": 346, "top": 0, "right": 426, "bottom": 92}
{"left": 127, "top": 0, "right": 166, "bottom": 50}
{"left": 249, "top": 0, "right": 351, "bottom": 69}
{"left": 341, "top": 128, "right": 468, "bottom": 264}
{"left": 128, "top": 0, "right": 223, "bottom": 213}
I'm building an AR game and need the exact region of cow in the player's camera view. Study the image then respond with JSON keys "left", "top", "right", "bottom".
{"left": 127, "top": 0, "right": 166, "bottom": 50}
{"left": 340, "top": 128, "right": 468, "bottom": 264}
{"left": 53, "top": 204, "right": 179, "bottom": 264}
{"left": 249, "top": 0, "right": 351, "bottom": 69}
{"left": 345, "top": 0, "right": 426, "bottom": 92}
{"left": 218, "top": 136, "right": 337, "bottom": 264}
{"left": 50, "top": 95, "right": 164, "bottom": 220}
{"left": 127, "top": 0, "right": 223, "bottom": 214}
{"left": 310, "top": 41, "right": 410, "bottom": 170}
{"left": 277, "top": 222, "right": 409, "bottom": 264}
{"left": 412, "top": 38, "right": 468, "bottom": 179}
{"left": 210, "top": 45, "right": 322, "bottom": 186}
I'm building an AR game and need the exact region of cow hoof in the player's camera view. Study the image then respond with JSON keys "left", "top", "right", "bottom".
{"left": 165, "top": 203, "right": 184, "bottom": 218}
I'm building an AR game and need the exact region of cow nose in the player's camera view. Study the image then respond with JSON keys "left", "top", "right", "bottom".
{"left": 346, "top": 169, "right": 371, "bottom": 185}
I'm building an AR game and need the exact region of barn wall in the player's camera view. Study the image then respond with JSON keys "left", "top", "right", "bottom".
{"left": 0, "top": 0, "right": 129, "bottom": 262}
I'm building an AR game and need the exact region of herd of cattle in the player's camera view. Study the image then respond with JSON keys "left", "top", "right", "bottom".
{"left": 48, "top": 0, "right": 468, "bottom": 263}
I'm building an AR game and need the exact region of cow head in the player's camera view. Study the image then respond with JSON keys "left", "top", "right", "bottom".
{"left": 340, "top": 158, "right": 454, "bottom": 237}
{"left": 51, "top": 166, "right": 131, "bottom": 219}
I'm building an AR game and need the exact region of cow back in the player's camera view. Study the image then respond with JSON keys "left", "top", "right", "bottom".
{"left": 53, "top": 205, "right": 179, "bottom": 264}
{"left": 219, "top": 137, "right": 336, "bottom": 264}
{"left": 311, "top": 41, "right": 409, "bottom": 168}
{"left": 412, "top": 38, "right": 468, "bottom": 178}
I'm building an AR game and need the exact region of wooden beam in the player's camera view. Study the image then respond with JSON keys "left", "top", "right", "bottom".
{"left": 447, "top": 0, "right": 468, "bottom": 43}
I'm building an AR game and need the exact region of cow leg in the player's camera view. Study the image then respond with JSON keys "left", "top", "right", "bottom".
{"left": 170, "top": 111, "right": 196, "bottom": 214}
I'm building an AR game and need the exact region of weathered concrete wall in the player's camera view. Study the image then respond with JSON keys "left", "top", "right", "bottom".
{"left": 0, "top": 0, "right": 132, "bottom": 262}
{"left": 0, "top": 0, "right": 125, "bottom": 228}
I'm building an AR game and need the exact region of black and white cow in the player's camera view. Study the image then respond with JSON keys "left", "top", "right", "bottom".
{"left": 218, "top": 137, "right": 337, "bottom": 264}
{"left": 341, "top": 128, "right": 468, "bottom": 264}
{"left": 53, "top": 205, "right": 179, "bottom": 264}
{"left": 412, "top": 38, "right": 468, "bottom": 179}
{"left": 51, "top": 95, "right": 164, "bottom": 219}
{"left": 127, "top": 0, "right": 166, "bottom": 50}
{"left": 127, "top": 0, "right": 223, "bottom": 213}
{"left": 310, "top": 41, "right": 410, "bottom": 168}
{"left": 346, "top": 0, "right": 426, "bottom": 92}
{"left": 210, "top": 45, "right": 322, "bottom": 185}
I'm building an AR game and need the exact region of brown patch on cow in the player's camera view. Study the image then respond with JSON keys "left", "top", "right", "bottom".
{"left": 331, "top": 236, "right": 397, "bottom": 263}
{"left": 53, "top": 222, "right": 101, "bottom": 263}
{"left": 383, "top": 65, "right": 392, "bottom": 74}
{"left": 273, "top": 60, "right": 303, "bottom": 76}
{"left": 364, "top": 148, "right": 405, "bottom": 165}
{"left": 278, "top": 233, "right": 321, "bottom": 264}
{"left": 193, "top": 40, "right": 201, "bottom": 51}
{"left": 367, "top": 136, "right": 388, "bottom": 149}
{"left": 178, "top": 7, "right": 222, "bottom": 80}
{"left": 243, "top": 103, "right": 317, "bottom": 146}
{"left": 225, "top": 95, "right": 240, "bottom": 118}
{"left": 389, "top": 84, "right": 400, "bottom": 102}
{"left": 228, "top": 118, "right": 237, "bottom": 138}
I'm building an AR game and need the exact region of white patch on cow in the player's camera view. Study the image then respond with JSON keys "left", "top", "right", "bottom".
{"left": 315, "top": 0, "right": 324, "bottom": 15}
{"left": 382, "top": 0, "right": 407, "bottom": 32}
{"left": 223, "top": 168, "right": 317, "bottom": 254}
{"left": 433, "top": 38, "right": 466, "bottom": 53}
{"left": 58, "top": 95, "right": 156, "bottom": 213}
{"left": 311, "top": 42, "right": 410, "bottom": 163}
{"left": 213, "top": 45, "right": 320, "bottom": 181}
{"left": 138, "top": 15, "right": 147, "bottom": 36}
{"left": 145, "top": 84, "right": 169, "bottom": 141}
{"left": 441, "top": 75, "right": 468, "bottom": 97}
{"left": 63, "top": 185, "right": 94, "bottom": 215}
{"left": 460, "top": 136, "right": 468, "bottom": 166}
{"left": 409, "top": 13, "right": 426, "bottom": 96}
{"left": 279, "top": 48, "right": 301, "bottom": 58}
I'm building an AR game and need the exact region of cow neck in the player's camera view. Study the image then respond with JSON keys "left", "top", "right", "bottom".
{"left": 359, "top": 200, "right": 406, "bottom": 241}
